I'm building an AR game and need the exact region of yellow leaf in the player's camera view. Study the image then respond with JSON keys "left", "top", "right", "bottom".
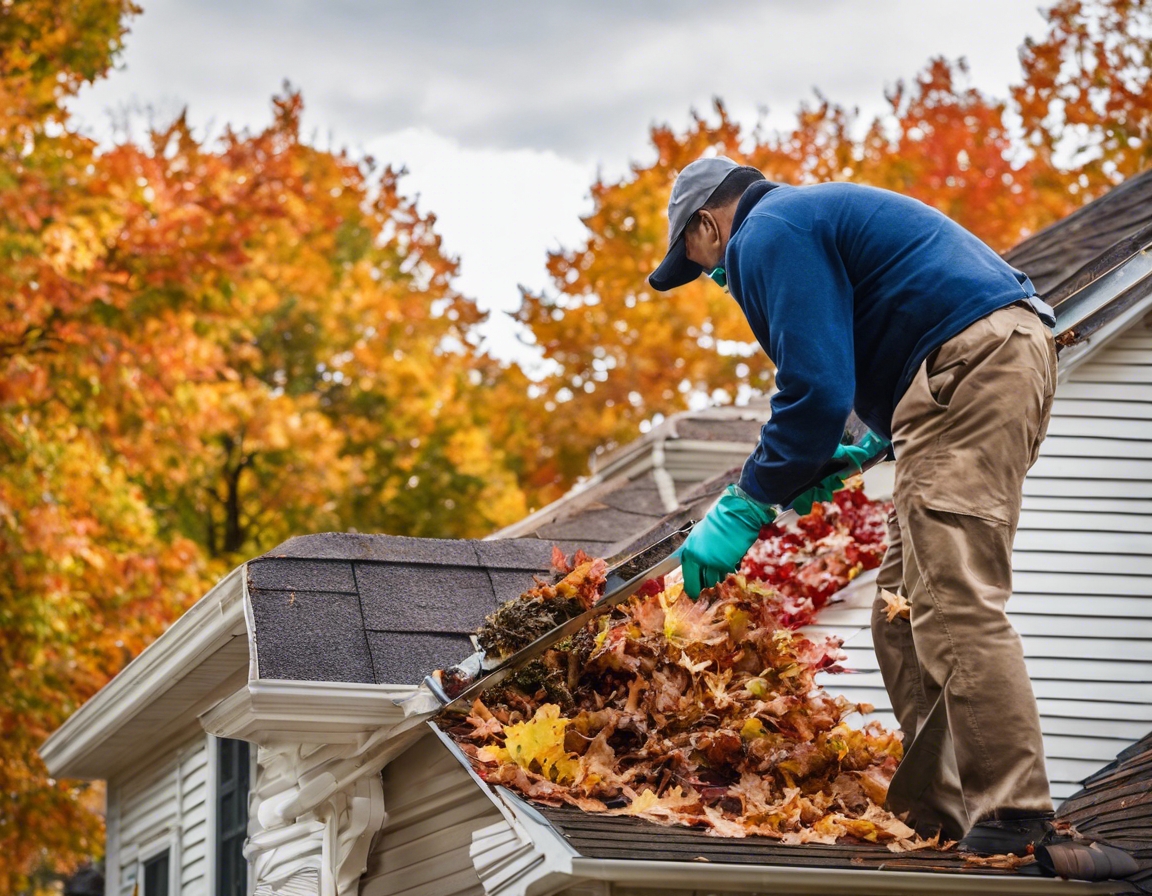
{"left": 499, "top": 704, "right": 580, "bottom": 784}
{"left": 613, "top": 785, "right": 699, "bottom": 818}
{"left": 741, "top": 718, "right": 768, "bottom": 741}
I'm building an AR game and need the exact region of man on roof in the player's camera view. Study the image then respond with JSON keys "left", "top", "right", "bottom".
{"left": 650, "top": 156, "right": 1059, "bottom": 856}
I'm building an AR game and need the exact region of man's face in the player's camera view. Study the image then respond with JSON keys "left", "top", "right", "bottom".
{"left": 683, "top": 209, "right": 725, "bottom": 273}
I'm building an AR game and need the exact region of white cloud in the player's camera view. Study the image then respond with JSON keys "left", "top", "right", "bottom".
{"left": 65, "top": 0, "right": 1053, "bottom": 363}
{"left": 366, "top": 129, "right": 592, "bottom": 312}
{"left": 365, "top": 129, "right": 594, "bottom": 363}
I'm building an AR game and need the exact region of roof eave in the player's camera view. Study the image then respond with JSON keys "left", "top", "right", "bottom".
{"left": 39, "top": 565, "right": 250, "bottom": 779}
{"left": 566, "top": 857, "right": 1120, "bottom": 895}
{"left": 426, "top": 725, "right": 1122, "bottom": 896}
{"left": 199, "top": 678, "right": 417, "bottom": 744}
{"left": 1054, "top": 244, "right": 1152, "bottom": 379}
{"left": 481, "top": 786, "right": 1119, "bottom": 896}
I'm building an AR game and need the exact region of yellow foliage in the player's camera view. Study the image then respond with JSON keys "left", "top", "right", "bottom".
{"left": 482, "top": 704, "right": 580, "bottom": 784}
{"left": 741, "top": 718, "right": 768, "bottom": 740}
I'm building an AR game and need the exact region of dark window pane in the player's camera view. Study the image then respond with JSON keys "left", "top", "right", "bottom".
{"left": 216, "top": 738, "right": 250, "bottom": 896}
{"left": 143, "top": 850, "right": 169, "bottom": 896}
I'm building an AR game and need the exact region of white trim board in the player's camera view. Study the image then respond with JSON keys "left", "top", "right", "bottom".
{"left": 200, "top": 679, "right": 417, "bottom": 744}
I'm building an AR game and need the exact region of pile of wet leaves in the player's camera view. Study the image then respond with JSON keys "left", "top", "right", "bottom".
{"left": 444, "top": 483, "right": 934, "bottom": 849}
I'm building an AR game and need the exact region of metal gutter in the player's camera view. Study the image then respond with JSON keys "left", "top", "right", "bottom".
{"left": 1055, "top": 279, "right": 1152, "bottom": 380}
{"left": 199, "top": 679, "right": 417, "bottom": 744}
{"left": 1052, "top": 244, "right": 1152, "bottom": 337}
{"left": 1054, "top": 243, "right": 1152, "bottom": 359}
{"left": 1039, "top": 229, "right": 1152, "bottom": 381}
{"left": 568, "top": 857, "right": 1122, "bottom": 896}
{"left": 1045, "top": 220, "right": 1152, "bottom": 310}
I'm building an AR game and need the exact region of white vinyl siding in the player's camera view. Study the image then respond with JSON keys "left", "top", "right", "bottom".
{"left": 179, "top": 741, "right": 211, "bottom": 895}
{"left": 110, "top": 734, "right": 211, "bottom": 896}
{"left": 815, "top": 313, "right": 1152, "bottom": 803}
{"left": 360, "top": 732, "right": 504, "bottom": 896}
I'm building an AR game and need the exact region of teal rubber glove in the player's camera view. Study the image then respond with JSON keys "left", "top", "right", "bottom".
{"left": 680, "top": 485, "right": 777, "bottom": 599}
{"left": 791, "top": 432, "right": 891, "bottom": 516}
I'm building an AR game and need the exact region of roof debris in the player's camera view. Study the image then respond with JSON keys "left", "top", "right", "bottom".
{"left": 444, "top": 483, "right": 944, "bottom": 850}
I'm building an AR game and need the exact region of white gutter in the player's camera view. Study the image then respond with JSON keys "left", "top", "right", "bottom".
{"left": 40, "top": 565, "right": 249, "bottom": 779}
{"left": 568, "top": 857, "right": 1121, "bottom": 896}
{"left": 1056, "top": 287, "right": 1152, "bottom": 381}
{"left": 470, "top": 782, "right": 1119, "bottom": 896}
{"left": 199, "top": 679, "right": 417, "bottom": 744}
{"left": 1053, "top": 243, "right": 1152, "bottom": 381}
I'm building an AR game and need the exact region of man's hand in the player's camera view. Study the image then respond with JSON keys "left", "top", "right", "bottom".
{"left": 791, "top": 432, "right": 890, "bottom": 515}
{"left": 680, "top": 485, "right": 776, "bottom": 599}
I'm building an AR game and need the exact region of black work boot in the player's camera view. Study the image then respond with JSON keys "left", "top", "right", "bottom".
{"left": 956, "top": 812, "right": 1055, "bottom": 856}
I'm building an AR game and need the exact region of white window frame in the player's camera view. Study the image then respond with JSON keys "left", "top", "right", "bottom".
{"left": 205, "top": 733, "right": 219, "bottom": 894}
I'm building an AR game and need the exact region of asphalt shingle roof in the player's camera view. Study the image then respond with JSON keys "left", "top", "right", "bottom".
{"left": 1006, "top": 168, "right": 1152, "bottom": 298}
{"left": 246, "top": 535, "right": 555, "bottom": 685}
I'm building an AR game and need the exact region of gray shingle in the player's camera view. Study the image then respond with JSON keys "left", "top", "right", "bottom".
{"left": 548, "top": 539, "right": 618, "bottom": 558}
{"left": 488, "top": 569, "right": 548, "bottom": 605}
{"left": 366, "top": 631, "right": 474, "bottom": 685}
{"left": 533, "top": 506, "right": 663, "bottom": 542}
{"left": 355, "top": 563, "right": 496, "bottom": 633}
{"left": 598, "top": 474, "right": 674, "bottom": 517}
{"left": 247, "top": 559, "right": 356, "bottom": 594}
{"left": 473, "top": 539, "right": 557, "bottom": 570}
{"left": 1006, "top": 168, "right": 1152, "bottom": 296}
{"left": 262, "top": 532, "right": 556, "bottom": 570}
{"left": 675, "top": 417, "right": 763, "bottom": 442}
{"left": 264, "top": 532, "right": 480, "bottom": 566}
{"left": 608, "top": 512, "right": 696, "bottom": 561}
{"left": 249, "top": 590, "right": 374, "bottom": 683}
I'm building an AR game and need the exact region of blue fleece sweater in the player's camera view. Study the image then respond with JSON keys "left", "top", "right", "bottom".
{"left": 726, "top": 181, "right": 1036, "bottom": 506}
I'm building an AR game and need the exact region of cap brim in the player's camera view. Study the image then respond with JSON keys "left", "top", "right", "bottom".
{"left": 648, "top": 236, "right": 703, "bottom": 291}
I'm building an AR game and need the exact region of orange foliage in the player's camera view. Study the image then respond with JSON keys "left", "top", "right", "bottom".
{"left": 5, "top": 0, "right": 1152, "bottom": 890}
{"left": 1, "top": 2, "right": 527, "bottom": 891}
{"left": 517, "top": 1, "right": 1152, "bottom": 490}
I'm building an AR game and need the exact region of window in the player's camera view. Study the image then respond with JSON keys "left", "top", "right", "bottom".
{"left": 142, "top": 850, "right": 169, "bottom": 896}
{"left": 216, "top": 738, "right": 250, "bottom": 896}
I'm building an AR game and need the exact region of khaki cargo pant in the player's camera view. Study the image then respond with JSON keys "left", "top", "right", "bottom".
{"left": 872, "top": 304, "right": 1058, "bottom": 838}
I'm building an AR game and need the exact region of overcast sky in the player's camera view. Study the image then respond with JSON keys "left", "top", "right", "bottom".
{"left": 68, "top": 0, "right": 1051, "bottom": 360}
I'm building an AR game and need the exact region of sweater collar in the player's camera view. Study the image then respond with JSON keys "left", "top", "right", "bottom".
{"left": 724, "top": 180, "right": 783, "bottom": 304}
{"left": 730, "top": 179, "right": 783, "bottom": 236}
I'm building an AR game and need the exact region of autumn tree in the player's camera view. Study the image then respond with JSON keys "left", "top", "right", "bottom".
{"left": 1015, "top": 0, "right": 1152, "bottom": 197}
{"left": 95, "top": 96, "right": 528, "bottom": 555}
{"left": 2, "top": 2, "right": 527, "bottom": 891}
{"left": 517, "top": 0, "right": 1151, "bottom": 494}
{"left": 0, "top": 1, "right": 202, "bottom": 890}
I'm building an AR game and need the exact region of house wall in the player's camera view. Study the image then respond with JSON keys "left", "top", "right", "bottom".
{"left": 814, "top": 312, "right": 1152, "bottom": 802}
{"left": 360, "top": 731, "right": 505, "bottom": 896}
{"left": 107, "top": 732, "right": 213, "bottom": 896}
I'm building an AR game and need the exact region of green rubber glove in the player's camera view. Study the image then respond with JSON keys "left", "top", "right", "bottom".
{"left": 680, "top": 485, "right": 777, "bottom": 599}
{"left": 790, "top": 432, "right": 890, "bottom": 516}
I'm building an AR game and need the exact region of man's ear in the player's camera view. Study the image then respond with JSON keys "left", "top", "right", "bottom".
{"left": 698, "top": 209, "right": 721, "bottom": 246}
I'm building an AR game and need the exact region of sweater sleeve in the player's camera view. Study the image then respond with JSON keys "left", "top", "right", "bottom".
{"left": 734, "top": 216, "right": 856, "bottom": 506}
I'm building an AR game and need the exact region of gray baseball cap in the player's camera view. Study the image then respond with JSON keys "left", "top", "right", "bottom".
{"left": 649, "top": 156, "right": 740, "bottom": 291}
